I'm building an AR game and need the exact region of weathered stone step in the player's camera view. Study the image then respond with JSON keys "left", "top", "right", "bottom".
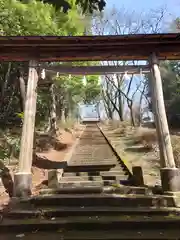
{"left": 102, "top": 175, "right": 128, "bottom": 181}
{"left": 58, "top": 180, "right": 117, "bottom": 188}
{"left": 61, "top": 175, "right": 127, "bottom": 182}
{"left": 20, "top": 194, "right": 178, "bottom": 208}
{"left": 68, "top": 161, "right": 117, "bottom": 165}
{"left": 5, "top": 206, "right": 180, "bottom": 220}
{"left": 39, "top": 186, "right": 155, "bottom": 195}
{"left": 2, "top": 229, "right": 180, "bottom": 239}
{"left": 64, "top": 164, "right": 116, "bottom": 172}
{"left": 68, "top": 162, "right": 119, "bottom": 167}
{"left": 40, "top": 186, "right": 162, "bottom": 196}
{"left": 63, "top": 171, "right": 126, "bottom": 177}
{"left": 101, "top": 170, "right": 127, "bottom": 176}
{"left": 40, "top": 186, "right": 104, "bottom": 194}
{"left": 1, "top": 215, "right": 180, "bottom": 233}
{"left": 61, "top": 176, "right": 102, "bottom": 182}
{"left": 110, "top": 164, "right": 125, "bottom": 169}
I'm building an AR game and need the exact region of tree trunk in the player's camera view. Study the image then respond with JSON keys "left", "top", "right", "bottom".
{"left": 61, "top": 109, "right": 66, "bottom": 123}
{"left": 48, "top": 83, "right": 57, "bottom": 135}
{"left": 117, "top": 75, "right": 124, "bottom": 121}
{"left": 129, "top": 103, "right": 136, "bottom": 127}
{"left": 0, "top": 62, "right": 11, "bottom": 107}
{"left": 118, "top": 94, "right": 124, "bottom": 121}
{"left": 102, "top": 92, "right": 113, "bottom": 119}
{"left": 96, "top": 102, "right": 101, "bottom": 120}
{"left": 18, "top": 76, "right": 26, "bottom": 112}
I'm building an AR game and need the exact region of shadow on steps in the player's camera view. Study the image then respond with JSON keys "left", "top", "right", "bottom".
{"left": 33, "top": 154, "right": 67, "bottom": 170}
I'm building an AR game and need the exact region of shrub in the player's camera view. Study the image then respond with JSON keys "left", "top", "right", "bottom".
{"left": 112, "top": 121, "right": 133, "bottom": 137}
{"left": 171, "top": 135, "right": 180, "bottom": 168}
{"left": 57, "top": 118, "right": 76, "bottom": 131}
{"left": 0, "top": 134, "right": 21, "bottom": 163}
{"left": 133, "top": 127, "right": 157, "bottom": 150}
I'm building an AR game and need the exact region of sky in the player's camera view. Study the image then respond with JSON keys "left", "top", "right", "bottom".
{"left": 107, "top": 0, "right": 180, "bottom": 17}
{"left": 80, "top": 0, "right": 180, "bottom": 120}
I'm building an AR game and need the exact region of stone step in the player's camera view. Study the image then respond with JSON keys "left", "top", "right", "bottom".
{"left": 64, "top": 164, "right": 116, "bottom": 172}
{"left": 5, "top": 206, "right": 180, "bottom": 219}
{"left": 58, "top": 180, "right": 117, "bottom": 188}
{"left": 68, "top": 161, "right": 117, "bottom": 166}
{"left": 101, "top": 171, "right": 127, "bottom": 177}
{"left": 2, "top": 229, "right": 180, "bottom": 239}
{"left": 100, "top": 175, "right": 129, "bottom": 181}
{"left": 40, "top": 186, "right": 104, "bottom": 195}
{"left": 1, "top": 215, "right": 180, "bottom": 234}
{"left": 61, "top": 176, "right": 102, "bottom": 182}
{"left": 40, "top": 185, "right": 162, "bottom": 196}
{"left": 61, "top": 175, "right": 127, "bottom": 182}
{"left": 20, "top": 194, "right": 178, "bottom": 208}
{"left": 63, "top": 171, "right": 126, "bottom": 177}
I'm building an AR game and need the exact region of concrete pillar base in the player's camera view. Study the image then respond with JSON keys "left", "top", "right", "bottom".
{"left": 48, "top": 170, "right": 59, "bottom": 188}
{"left": 132, "top": 166, "right": 144, "bottom": 186}
{"left": 13, "top": 173, "right": 32, "bottom": 198}
{"left": 160, "top": 168, "right": 180, "bottom": 192}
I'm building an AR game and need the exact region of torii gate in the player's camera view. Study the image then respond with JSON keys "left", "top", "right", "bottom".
{"left": 0, "top": 34, "right": 180, "bottom": 197}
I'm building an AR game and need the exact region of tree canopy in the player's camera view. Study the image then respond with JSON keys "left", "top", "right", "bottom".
{"left": 40, "top": 0, "right": 106, "bottom": 13}
{"left": 0, "top": 0, "right": 86, "bottom": 35}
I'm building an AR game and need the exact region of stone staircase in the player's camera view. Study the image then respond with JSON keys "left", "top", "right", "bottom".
{"left": 1, "top": 124, "right": 180, "bottom": 239}
{"left": 57, "top": 124, "right": 132, "bottom": 188}
{"left": 59, "top": 164, "right": 130, "bottom": 188}
{"left": 1, "top": 185, "right": 180, "bottom": 239}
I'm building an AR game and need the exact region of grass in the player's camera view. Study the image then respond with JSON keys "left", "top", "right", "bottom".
{"left": 132, "top": 127, "right": 157, "bottom": 150}
{"left": 0, "top": 128, "right": 21, "bottom": 164}
{"left": 131, "top": 127, "right": 180, "bottom": 167}
{"left": 102, "top": 120, "right": 180, "bottom": 186}
{"left": 171, "top": 135, "right": 180, "bottom": 168}
{"left": 57, "top": 118, "right": 77, "bottom": 131}
{"left": 101, "top": 121, "right": 160, "bottom": 186}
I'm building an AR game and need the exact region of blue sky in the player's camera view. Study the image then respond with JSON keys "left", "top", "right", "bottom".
{"left": 107, "top": 0, "right": 179, "bottom": 17}
{"left": 81, "top": 0, "right": 180, "bottom": 120}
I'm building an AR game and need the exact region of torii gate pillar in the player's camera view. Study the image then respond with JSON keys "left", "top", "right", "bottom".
{"left": 14, "top": 60, "right": 39, "bottom": 197}
{"left": 149, "top": 53, "right": 180, "bottom": 193}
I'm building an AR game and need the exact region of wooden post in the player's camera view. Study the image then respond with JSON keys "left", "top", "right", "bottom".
{"left": 149, "top": 53, "right": 180, "bottom": 192}
{"left": 14, "top": 60, "right": 39, "bottom": 197}
{"left": 132, "top": 166, "right": 144, "bottom": 186}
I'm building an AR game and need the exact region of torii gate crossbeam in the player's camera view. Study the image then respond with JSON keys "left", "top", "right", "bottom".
{"left": 43, "top": 65, "right": 150, "bottom": 75}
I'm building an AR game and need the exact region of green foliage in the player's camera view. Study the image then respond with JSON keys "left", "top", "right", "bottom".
{"left": 147, "top": 60, "right": 180, "bottom": 127}
{"left": 0, "top": 0, "right": 92, "bottom": 162}
{"left": 170, "top": 18, "right": 180, "bottom": 32}
{"left": 38, "top": 0, "right": 106, "bottom": 13}
{"left": 55, "top": 75, "right": 83, "bottom": 114}
{"left": 55, "top": 74, "right": 100, "bottom": 103}
{"left": 16, "top": 112, "right": 24, "bottom": 119}
{"left": 0, "top": 133, "right": 21, "bottom": 162}
{"left": 0, "top": 148, "right": 9, "bottom": 161}
{"left": 0, "top": 0, "right": 87, "bottom": 123}
{"left": 36, "top": 89, "right": 52, "bottom": 125}
{"left": 0, "top": 0, "right": 85, "bottom": 35}
{"left": 160, "top": 62, "right": 180, "bottom": 123}
{"left": 75, "top": 0, "right": 106, "bottom": 13}
{"left": 83, "top": 75, "right": 101, "bottom": 104}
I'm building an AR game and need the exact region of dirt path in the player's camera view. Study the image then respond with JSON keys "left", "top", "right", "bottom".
{"left": 32, "top": 129, "right": 75, "bottom": 193}
{"left": 0, "top": 124, "right": 84, "bottom": 207}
